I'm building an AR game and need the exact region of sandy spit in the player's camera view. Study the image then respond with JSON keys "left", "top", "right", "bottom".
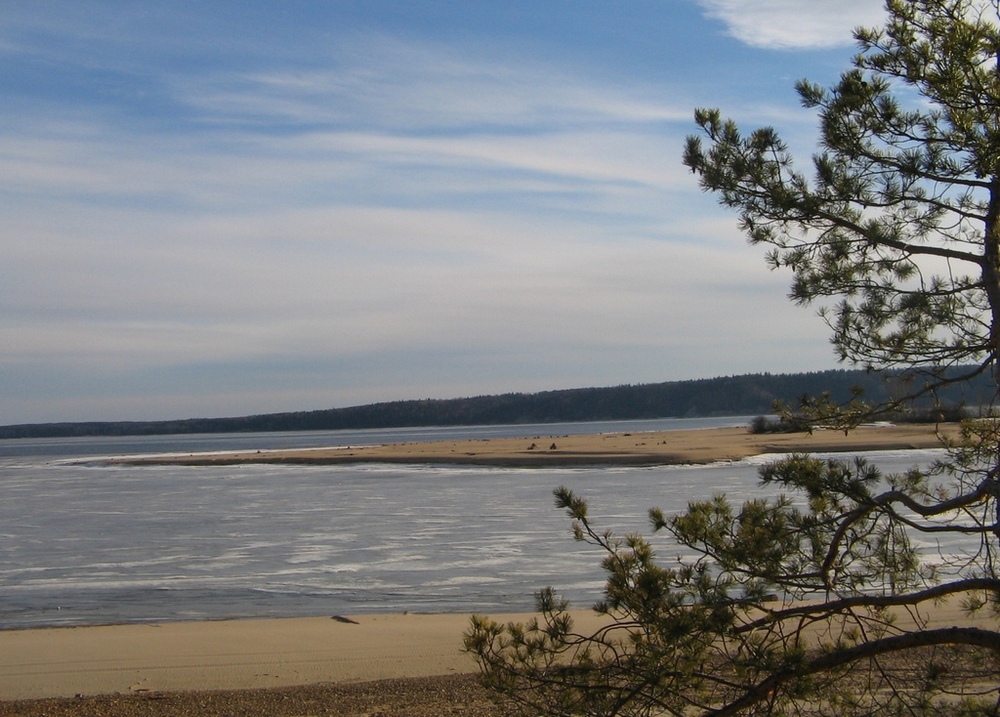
{"left": 106, "top": 423, "right": 959, "bottom": 468}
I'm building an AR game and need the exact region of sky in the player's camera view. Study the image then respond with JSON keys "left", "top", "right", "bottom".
{"left": 0, "top": 0, "right": 890, "bottom": 425}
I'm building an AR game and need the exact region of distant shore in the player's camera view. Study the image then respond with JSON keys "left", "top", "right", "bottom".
{"left": 105, "top": 422, "right": 959, "bottom": 468}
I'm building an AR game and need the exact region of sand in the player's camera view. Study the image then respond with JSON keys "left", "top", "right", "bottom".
{"left": 0, "top": 613, "right": 484, "bottom": 700}
{"left": 1, "top": 602, "right": 995, "bottom": 713}
{"left": 108, "top": 422, "right": 959, "bottom": 467}
{"left": 0, "top": 611, "right": 601, "bottom": 700}
{"left": 0, "top": 611, "right": 611, "bottom": 715}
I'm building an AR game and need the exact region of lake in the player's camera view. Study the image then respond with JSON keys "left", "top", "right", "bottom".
{"left": 0, "top": 417, "right": 945, "bottom": 629}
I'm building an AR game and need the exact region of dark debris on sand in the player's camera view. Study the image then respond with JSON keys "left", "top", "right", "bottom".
{"left": 0, "top": 673, "right": 512, "bottom": 717}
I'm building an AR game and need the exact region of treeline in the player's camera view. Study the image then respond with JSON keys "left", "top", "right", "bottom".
{"left": 1, "top": 368, "right": 993, "bottom": 439}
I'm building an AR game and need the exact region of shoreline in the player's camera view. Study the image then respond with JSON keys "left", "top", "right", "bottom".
{"left": 103, "top": 422, "right": 959, "bottom": 468}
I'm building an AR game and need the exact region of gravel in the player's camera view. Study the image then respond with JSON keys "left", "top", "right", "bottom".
{"left": 0, "top": 674, "right": 511, "bottom": 717}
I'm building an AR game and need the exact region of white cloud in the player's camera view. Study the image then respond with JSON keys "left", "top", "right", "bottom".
{"left": 176, "top": 34, "right": 693, "bottom": 131}
{"left": 696, "top": 0, "right": 887, "bottom": 49}
{"left": 1, "top": 165, "right": 830, "bottom": 377}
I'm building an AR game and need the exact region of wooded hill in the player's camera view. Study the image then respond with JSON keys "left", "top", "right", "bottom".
{"left": 1, "top": 368, "right": 992, "bottom": 439}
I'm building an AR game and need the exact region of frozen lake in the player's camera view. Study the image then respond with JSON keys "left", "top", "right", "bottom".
{"left": 0, "top": 418, "right": 946, "bottom": 629}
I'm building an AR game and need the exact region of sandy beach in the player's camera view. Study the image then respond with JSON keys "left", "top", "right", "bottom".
{"left": 109, "top": 422, "right": 958, "bottom": 467}
{"left": 4, "top": 421, "right": 977, "bottom": 714}
{"left": 0, "top": 613, "right": 490, "bottom": 700}
{"left": 1, "top": 601, "right": 996, "bottom": 715}
{"left": 0, "top": 611, "right": 610, "bottom": 715}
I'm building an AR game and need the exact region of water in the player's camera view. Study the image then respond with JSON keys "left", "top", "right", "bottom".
{"left": 0, "top": 418, "right": 948, "bottom": 630}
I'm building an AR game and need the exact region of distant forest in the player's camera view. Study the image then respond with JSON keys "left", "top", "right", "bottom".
{"left": 1, "top": 368, "right": 994, "bottom": 439}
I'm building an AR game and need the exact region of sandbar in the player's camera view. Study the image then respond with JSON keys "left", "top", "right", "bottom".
{"left": 105, "top": 422, "right": 960, "bottom": 468}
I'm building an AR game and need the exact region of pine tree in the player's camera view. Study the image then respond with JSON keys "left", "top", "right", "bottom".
{"left": 465, "top": 2, "right": 1000, "bottom": 714}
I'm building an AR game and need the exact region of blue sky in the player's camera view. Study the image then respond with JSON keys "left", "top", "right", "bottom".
{"left": 1, "top": 1, "right": 888, "bottom": 424}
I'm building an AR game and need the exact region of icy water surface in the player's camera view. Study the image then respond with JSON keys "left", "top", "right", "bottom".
{"left": 0, "top": 419, "right": 947, "bottom": 628}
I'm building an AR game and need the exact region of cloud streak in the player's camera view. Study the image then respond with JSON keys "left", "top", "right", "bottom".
{"left": 695, "top": 0, "right": 887, "bottom": 49}
{"left": 0, "top": 3, "right": 846, "bottom": 422}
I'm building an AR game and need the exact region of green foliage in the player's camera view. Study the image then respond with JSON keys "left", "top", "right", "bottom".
{"left": 465, "top": 2, "right": 1000, "bottom": 714}
{"left": 466, "top": 452, "right": 1000, "bottom": 715}
{"left": 684, "top": 0, "right": 1000, "bottom": 426}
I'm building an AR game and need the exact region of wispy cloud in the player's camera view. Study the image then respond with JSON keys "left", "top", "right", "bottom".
{"left": 176, "top": 36, "right": 692, "bottom": 132}
{"left": 695, "top": 0, "right": 886, "bottom": 50}
{"left": 0, "top": 4, "right": 844, "bottom": 422}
